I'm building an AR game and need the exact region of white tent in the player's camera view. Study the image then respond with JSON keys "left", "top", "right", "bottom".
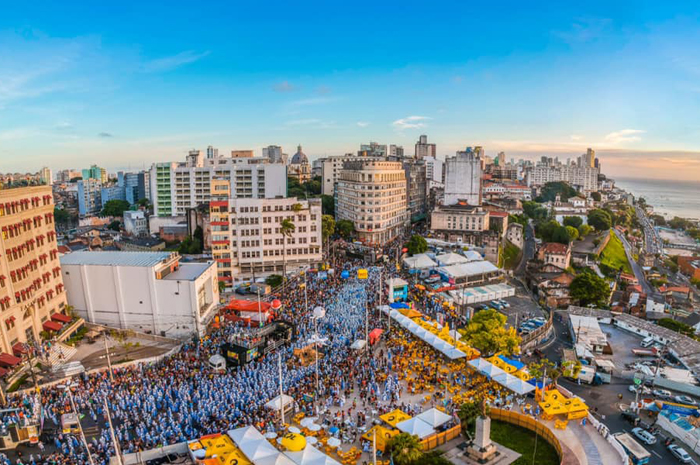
{"left": 468, "top": 358, "right": 492, "bottom": 373}
{"left": 257, "top": 455, "right": 296, "bottom": 465}
{"left": 285, "top": 446, "right": 341, "bottom": 465}
{"left": 387, "top": 310, "right": 468, "bottom": 360}
{"left": 462, "top": 250, "right": 484, "bottom": 262}
{"left": 415, "top": 408, "right": 452, "bottom": 428}
{"left": 264, "top": 394, "right": 294, "bottom": 411}
{"left": 228, "top": 426, "right": 281, "bottom": 462}
{"left": 403, "top": 254, "right": 437, "bottom": 270}
{"left": 396, "top": 417, "right": 436, "bottom": 439}
{"left": 445, "top": 347, "right": 467, "bottom": 360}
{"left": 350, "top": 340, "right": 366, "bottom": 350}
{"left": 435, "top": 252, "right": 469, "bottom": 266}
{"left": 502, "top": 377, "right": 536, "bottom": 395}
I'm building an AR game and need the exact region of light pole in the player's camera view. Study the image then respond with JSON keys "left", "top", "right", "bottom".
{"left": 64, "top": 384, "right": 95, "bottom": 465}
{"left": 312, "top": 306, "right": 325, "bottom": 404}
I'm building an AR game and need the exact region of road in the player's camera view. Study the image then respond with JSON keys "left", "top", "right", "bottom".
{"left": 614, "top": 228, "right": 653, "bottom": 295}
{"left": 515, "top": 221, "right": 536, "bottom": 276}
{"left": 635, "top": 205, "right": 662, "bottom": 255}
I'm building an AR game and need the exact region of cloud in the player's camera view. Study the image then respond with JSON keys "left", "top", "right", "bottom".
{"left": 283, "top": 118, "right": 336, "bottom": 129}
{"left": 604, "top": 129, "right": 645, "bottom": 144}
{"left": 97, "top": 132, "right": 113, "bottom": 138}
{"left": 55, "top": 122, "right": 74, "bottom": 131}
{"left": 357, "top": 121, "right": 370, "bottom": 128}
{"left": 141, "top": 50, "right": 210, "bottom": 73}
{"left": 274, "top": 81, "right": 296, "bottom": 93}
{"left": 570, "top": 134, "right": 583, "bottom": 141}
{"left": 392, "top": 116, "right": 431, "bottom": 130}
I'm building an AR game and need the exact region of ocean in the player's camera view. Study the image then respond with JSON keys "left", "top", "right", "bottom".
{"left": 615, "top": 177, "right": 700, "bottom": 220}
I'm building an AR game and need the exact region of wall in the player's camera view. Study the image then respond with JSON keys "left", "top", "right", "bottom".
{"left": 420, "top": 425, "right": 462, "bottom": 451}
{"left": 488, "top": 409, "right": 568, "bottom": 464}
{"left": 148, "top": 215, "right": 186, "bottom": 235}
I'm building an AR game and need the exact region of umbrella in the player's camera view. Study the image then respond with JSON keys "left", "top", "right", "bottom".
{"left": 306, "top": 436, "right": 318, "bottom": 445}
{"left": 327, "top": 438, "right": 341, "bottom": 447}
{"left": 265, "top": 432, "right": 278, "bottom": 439}
{"left": 307, "top": 423, "right": 321, "bottom": 432}
{"left": 329, "top": 426, "right": 339, "bottom": 435}
{"left": 288, "top": 426, "right": 301, "bottom": 434}
{"left": 300, "top": 418, "right": 316, "bottom": 427}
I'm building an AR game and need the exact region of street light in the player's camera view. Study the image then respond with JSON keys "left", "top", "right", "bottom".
{"left": 310, "top": 306, "right": 326, "bottom": 404}
{"left": 61, "top": 383, "right": 95, "bottom": 465}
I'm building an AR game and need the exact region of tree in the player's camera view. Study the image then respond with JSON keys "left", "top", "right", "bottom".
{"left": 508, "top": 214, "right": 527, "bottom": 227}
{"left": 535, "top": 181, "right": 578, "bottom": 203}
{"left": 305, "top": 178, "right": 322, "bottom": 196}
{"left": 587, "top": 209, "right": 612, "bottom": 231}
{"left": 565, "top": 226, "right": 579, "bottom": 242}
{"left": 107, "top": 220, "right": 121, "bottom": 231}
{"left": 528, "top": 359, "right": 561, "bottom": 386}
{"left": 570, "top": 270, "right": 610, "bottom": 307}
{"left": 54, "top": 207, "right": 71, "bottom": 224}
{"left": 280, "top": 219, "right": 296, "bottom": 291}
{"left": 321, "top": 195, "right": 335, "bottom": 216}
{"left": 178, "top": 235, "right": 203, "bottom": 254}
{"left": 336, "top": 220, "right": 355, "bottom": 239}
{"left": 578, "top": 224, "right": 593, "bottom": 237}
{"left": 292, "top": 203, "right": 303, "bottom": 213}
{"left": 458, "top": 401, "right": 489, "bottom": 439}
{"left": 536, "top": 219, "right": 571, "bottom": 245}
{"left": 217, "top": 280, "right": 226, "bottom": 293}
{"left": 266, "top": 274, "right": 283, "bottom": 288}
{"left": 387, "top": 433, "right": 423, "bottom": 465}
{"left": 69, "top": 176, "right": 82, "bottom": 183}
{"left": 658, "top": 318, "right": 696, "bottom": 337}
{"left": 591, "top": 192, "right": 602, "bottom": 202}
{"left": 101, "top": 199, "right": 130, "bottom": 217}
{"left": 321, "top": 215, "right": 335, "bottom": 257}
{"left": 406, "top": 234, "right": 428, "bottom": 256}
{"left": 523, "top": 201, "right": 549, "bottom": 220}
{"left": 417, "top": 451, "right": 452, "bottom": 465}
{"left": 563, "top": 216, "right": 583, "bottom": 229}
{"left": 460, "top": 309, "right": 520, "bottom": 356}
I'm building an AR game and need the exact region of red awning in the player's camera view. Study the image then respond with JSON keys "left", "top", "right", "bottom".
{"left": 0, "top": 367, "right": 8, "bottom": 377}
{"left": 51, "top": 313, "right": 72, "bottom": 324}
{"left": 0, "top": 353, "right": 22, "bottom": 367}
{"left": 12, "top": 343, "right": 27, "bottom": 356}
{"left": 42, "top": 321, "right": 63, "bottom": 332}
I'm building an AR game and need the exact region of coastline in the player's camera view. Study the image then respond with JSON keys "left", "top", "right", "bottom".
{"left": 614, "top": 176, "right": 700, "bottom": 220}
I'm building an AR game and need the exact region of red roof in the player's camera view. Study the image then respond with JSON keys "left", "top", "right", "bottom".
{"left": 0, "top": 367, "right": 8, "bottom": 377}
{"left": 57, "top": 246, "right": 71, "bottom": 254}
{"left": 12, "top": 343, "right": 27, "bottom": 356}
{"left": 51, "top": 313, "right": 72, "bottom": 323}
{"left": 489, "top": 211, "right": 508, "bottom": 218}
{"left": 541, "top": 242, "right": 569, "bottom": 254}
{"left": 0, "top": 353, "right": 22, "bottom": 367}
{"left": 42, "top": 321, "right": 63, "bottom": 332}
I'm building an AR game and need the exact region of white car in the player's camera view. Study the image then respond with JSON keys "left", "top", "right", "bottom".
{"left": 653, "top": 389, "right": 672, "bottom": 399}
{"left": 631, "top": 427, "right": 656, "bottom": 445}
{"left": 674, "top": 395, "right": 698, "bottom": 406}
{"left": 668, "top": 444, "right": 692, "bottom": 463}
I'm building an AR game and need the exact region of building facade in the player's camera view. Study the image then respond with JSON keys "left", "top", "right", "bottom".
{"left": 525, "top": 154, "right": 600, "bottom": 193}
{"left": 210, "top": 179, "right": 322, "bottom": 285}
{"left": 39, "top": 167, "right": 52, "bottom": 185}
{"left": 150, "top": 153, "right": 287, "bottom": 217}
{"left": 82, "top": 165, "right": 107, "bottom": 184}
{"left": 288, "top": 145, "right": 312, "bottom": 183}
{"left": 403, "top": 159, "right": 427, "bottom": 222}
{"left": 61, "top": 251, "right": 218, "bottom": 338}
{"left": 335, "top": 160, "right": 409, "bottom": 245}
{"left": 0, "top": 186, "right": 68, "bottom": 354}
{"left": 320, "top": 155, "right": 373, "bottom": 196}
{"left": 414, "top": 135, "right": 436, "bottom": 159}
{"left": 263, "top": 145, "right": 286, "bottom": 164}
{"left": 358, "top": 142, "right": 387, "bottom": 157}
{"left": 444, "top": 148, "right": 482, "bottom": 206}
{"left": 123, "top": 210, "right": 149, "bottom": 237}
{"left": 77, "top": 179, "right": 103, "bottom": 216}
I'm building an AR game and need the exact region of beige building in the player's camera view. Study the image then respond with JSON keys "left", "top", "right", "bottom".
{"left": 289, "top": 145, "right": 312, "bottom": 183}
{"left": 336, "top": 160, "right": 409, "bottom": 245}
{"left": 320, "top": 154, "right": 373, "bottom": 195}
{"left": 0, "top": 186, "right": 68, "bottom": 355}
{"left": 430, "top": 204, "right": 500, "bottom": 262}
{"left": 210, "top": 179, "right": 322, "bottom": 285}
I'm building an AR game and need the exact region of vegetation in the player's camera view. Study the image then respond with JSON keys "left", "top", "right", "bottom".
{"left": 565, "top": 226, "right": 579, "bottom": 241}
{"left": 108, "top": 220, "right": 121, "bottom": 231}
{"left": 570, "top": 270, "right": 610, "bottom": 307}
{"left": 407, "top": 234, "right": 428, "bottom": 256}
{"left": 528, "top": 359, "right": 561, "bottom": 385}
{"left": 502, "top": 240, "right": 521, "bottom": 270}
{"left": 218, "top": 280, "right": 226, "bottom": 293}
{"left": 336, "top": 219, "right": 355, "bottom": 239}
{"left": 321, "top": 194, "right": 335, "bottom": 216}
{"left": 490, "top": 421, "right": 560, "bottom": 465}
{"left": 536, "top": 219, "right": 573, "bottom": 244}
{"left": 54, "top": 207, "right": 72, "bottom": 224}
{"left": 101, "top": 199, "right": 131, "bottom": 217}
{"left": 578, "top": 224, "right": 593, "bottom": 237}
{"left": 508, "top": 214, "right": 528, "bottom": 227}
{"left": 110, "top": 329, "right": 140, "bottom": 362}
{"left": 658, "top": 318, "right": 697, "bottom": 337}
{"left": 535, "top": 181, "right": 578, "bottom": 203}
{"left": 522, "top": 201, "right": 549, "bottom": 220}
{"left": 563, "top": 216, "right": 583, "bottom": 228}
{"left": 386, "top": 433, "right": 424, "bottom": 465}
{"left": 178, "top": 226, "right": 204, "bottom": 254}
{"left": 65, "top": 326, "right": 89, "bottom": 346}
{"left": 280, "top": 219, "right": 296, "bottom": 289}
{"left": 562, "top": 360, "right": 583, "bottom": 379}
{"left": 266, "top": 274, "right": 283, "bottom": 288}
{"left": 321, "top": 215, "right": 335, "bottom": 255}
{"left": 7, "top": 374, "right": 29, "bottom": 393}
{"left": 460, "top": 309, "right": 520, "bottom": 356}
{"left": 587, "top": 209, "right": 612, "bottom": 231}
{"left": 287, "top": 176, "right": 321, "bottom": 198}
{"left": 591, "top": 192, "right": 602, "bottom": 202}
{"left": 458, "top": 401, "right": 489, "bottom": 439}
{"left": 599, "top": 233, "right": 632, "bottom": 274}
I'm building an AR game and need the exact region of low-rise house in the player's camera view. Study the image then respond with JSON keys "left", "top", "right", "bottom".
{"left": 537, "top": 242, "right": 571, "bottom": 269}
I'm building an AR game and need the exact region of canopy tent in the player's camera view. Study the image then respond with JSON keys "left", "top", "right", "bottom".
{"left": 387, "top": 309, "right": 473, "bottom": 360}
{"left": 350, "top": 340, "right": 366, "bottom": 350}
{"left": 462, "top": 250, "right": 484, "bottom": 262}
{"left": 399, "top": 308, "right": 422, "bottom": 318}
{"left": 537, "top": 389, "right": 589, "bottom": 419}
{"left": 402, "top": 254, "right": 437, "bottom": 270}
{"left": 228, "top": 427, "right": 281, "bottom": 462}
{"left": 435, "top": 252, "right": 469, "bottom": 266}
{"left": 487, "top": 356, "right": 517, "bottom": 374}
{"left": 264, "top": 394, "right": 294, "bottom": 411}
{"left": 498, "top": 355, "right": 525, "bottom": 371}
{"left": 499, "top": 376, "right": 536, "bottom": 395}
{"left": 361, "top": 426, "right": 399, "bottom": 452}
{"left": 389, "top": 302, "right": 410, "bottom": 310}
{"left": 285, "top": 446, "right": 341, "bottom": 465}
{"left": 396, "top": 417, "right": 435, "bottom": 439}
{"left": 415, "top": 408, "right": 452, "bottom": 428}
{"left": 379, "top": 409, "right": 412, "bottom": 427}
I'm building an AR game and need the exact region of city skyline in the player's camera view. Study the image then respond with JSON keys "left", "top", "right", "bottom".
{"left": 2, "top": 2, "right": 700, "bottom": 180}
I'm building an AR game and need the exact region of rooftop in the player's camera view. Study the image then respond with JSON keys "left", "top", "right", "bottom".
{"left": 162, "top": 262, "right": 213, "bottom": 281}
{"left": 541, "top": 242, "right": 569, "bottom": 254}
{"left": 60, "top": 251, "right": 178, "bottom": 268}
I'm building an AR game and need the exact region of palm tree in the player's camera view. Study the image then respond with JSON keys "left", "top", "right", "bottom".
{"left": 280, "top": 218, "right": 296, "bottom": 292}
{"left": 458, "top": 401, "right": 483, "bottom": 440}
{"left": 387, "top": 433, "right": 423, "bottom": 465}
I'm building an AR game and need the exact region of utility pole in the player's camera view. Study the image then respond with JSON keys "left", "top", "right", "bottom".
{"left": 23, "top": 350, "right": 38, "bottom": 391}
{"left": 257, "top": 289, "right": 262, "bottom": 327}
{"left": 103, "top": 397, "right": 123, "bottom": 465}
{"left": 104, "top": 336, "right": 114, "bottom": 383}
{"left": 67, "top": 387, "right": 95, "bottom": 465}
{"left": 278, "top": 352, "right": 285, "bottom": 428}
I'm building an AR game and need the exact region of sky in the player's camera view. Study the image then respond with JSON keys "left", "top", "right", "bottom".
{"left": 1, "top": 1, "right": 700, "bottom": 181}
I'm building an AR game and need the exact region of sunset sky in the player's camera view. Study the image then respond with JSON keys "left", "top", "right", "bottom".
{"left": 1, "top": 1, "right": 700, "bottom": 180}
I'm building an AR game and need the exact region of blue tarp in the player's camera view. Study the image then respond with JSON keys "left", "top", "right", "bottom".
{"left": 498, "top": 355, "right": 525, "bottom": 370}
{"left": 389, "top": 302, "right": 410, "bottom": 309}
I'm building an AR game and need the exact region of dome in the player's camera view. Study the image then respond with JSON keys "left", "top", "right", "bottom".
{"left": 290, "top": 145, "right": 308, "bottom": 164}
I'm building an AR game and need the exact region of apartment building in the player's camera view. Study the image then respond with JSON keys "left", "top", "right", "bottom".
{"left": 444, "top": 148, "right": 483, "bottom": 206}
{"left": 77, "top": 178, "right": 103, "bottom": 216}
{"left": 525, "top": 154, "right": 600, "bottom": 193}
{"left": 210, "top": 179, "right": 322, "bottom": 284}
{"left": 150, "top": 151, "right": 287, "bottom": 217}
{"left": 0, "top": 186, "right": 68, "bottom": 354}
{"left": 335, "top": 160, "right": 409, "bottom": 245}
{"left": 320, "top": 154, "right": 374, "bottom": 195}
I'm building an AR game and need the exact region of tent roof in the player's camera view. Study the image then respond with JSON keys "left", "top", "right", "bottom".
{"left": 402, "top": 254, "right": 437, "bottom": 269}
{"left": 264, "top": 394, "right": 294, "bottom": 411}
{"left": 439, "top": 261, "right": 499, "bottom": 278}
{"left": 415, "top": 408, "right": 452, "bottom": 428}
{"left": 396, "top": 417, "right": 435, "bottom": 439}
{"left": 435, "top": 252, "right": 469, "bottom": 266}
{"left": 285, "top": 446, "right": 341, "bottom": 465}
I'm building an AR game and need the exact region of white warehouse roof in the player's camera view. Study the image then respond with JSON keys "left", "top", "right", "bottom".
{"left": 439, "top": 261, "right": 499, "bottom": 278}
{"left": 60, "top": 251, "right": 177, "bottom": 268}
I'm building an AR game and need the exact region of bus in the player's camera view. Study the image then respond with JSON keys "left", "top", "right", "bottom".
{"left": 613, "top": 432, "right": 651, "bottom": 465}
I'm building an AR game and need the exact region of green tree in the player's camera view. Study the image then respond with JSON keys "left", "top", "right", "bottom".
{"left": 304, "top": 178, "right": 322, "bottom": 196}
{"left": 458, "top": 401, "right": 489, "bottom": 439}
{"left": 460, "top": 309, "right": 520, "bottom": 356}
{"left": 107, "top": 220, "right": 121, "bottom": 231}
{"left": 69, "top": 176, "right": 82, "bottom": 183}
{"left": 508, "top": 214, "right": 527, "bottom": 227}
{"left": 387, "top": 433, "right": 424, "bottom": 465}
{"left": 321, "top": 215, "right": 335, "bottom": 257}
{"left": 321, "top": 195, "right": 335, "bottom": 216}
{"left": 528, "top": 359, "right": 561, "bottom": 385}
{"left": 565, "top": 225, "right": 579, "bottom": 241}
{"left": 536, "top": 219, "right": 570, "bottom": 244}
{"left": 578, "top": 224, "right": 593, "bottom": 237}
{"left": 266, "top": 274, "right": 283, "bottom": 288}
{"left": 416, "top": 451, "right": 452, "bottom": 465}
{"left": 658, "top": 318, "right": 696, "bottom": 337}
{"left": 101, "top": 199, "right": 130, "bottom": 217}
{"left": 535, "top": 181, "right": 578, "bottom": 203}
{"left": 570, "top": 270, "right": 610, "bottom": 307}
{"left": 588, "top": 209, "right": 612, "bottom": 231}
{"left": 54, "top": 207, "right": 71, "bottom": 224}
{"left": 336, "top": 220, "right": 355, "bottom": 239}
{"left": 292, "top": 203, "right": 303, "bottom": 213}
{"left": 523, "top": 201, "right": 549, "bottom": 220}
{"left": 406, "top": 234, "right": 428, "bottom": 255}
{"left": 178, "top": 235, "right": 203, "bottom": 254}
{"left": 109, "top": 329, "right": 140, "bottom": 362}
{"left": 563, "top": 216, "right": 583, "bottom": 229}
{"left": 218, "top": 280, "right": 226, "bottom": 293}
{"left": 280, "top": 218, "right": 296, "bottom": 291}
{"left": 591, "top": 192, "right": 602, "bottom": 202}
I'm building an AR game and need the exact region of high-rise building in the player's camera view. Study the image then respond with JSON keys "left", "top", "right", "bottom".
{"left": 39, "top": 167, "right": 52, "bottom": 185}
{"left": 206, "top": 145, "right": 219, "bottom": 159}
{"left": 100, "top": 185, "right": 126, "bottom": 208}
{"left": 77, "top": 179, "right": 103, "bottom": 216}
{"left": 336, "top": 160, "right": 408, "bottom": 245}
{"left": 583, "top": 148, "right": 596, "bottom": 168}
{"left": 0, "top": 185, "right": 68, "bottom": 354}
{"left": 82, "top": 165, "right": 107, "bottom": 184}
{"left": 424, "top": 156, "right": 444, "bottom": 185}
{"left": 231, "top": 150, "right": 254, "bottom": 159}
{"left": 263, "top": 145, "right": 286, "bottom": 164}
{"left": 414, "top": 135, "right": 436, "bottom": 159}
{"left": 289, "top": 145, "right": 312, "bottom": 183}
{"left": 210, "top": 179, "right": 322, "bottom": 284}
{"left": 444, "top": 148, "right": 483, "bottom": 206}
{"left": 389, "top": 145, "right": 405, "bottom": 158}
{"left": 525, "top": 154, "right": 599, "bottom": 193}
{"left": 495, "top": 152, "right": 506, "bottom": 166}
{"left": 403, "top": 159, "right": 427, "bottom": 222}
{"left": 358, "top": 142, "right": 387, "bottom": 157}
{"left": 150, "top": 153, "right": 287, "bottom": 217}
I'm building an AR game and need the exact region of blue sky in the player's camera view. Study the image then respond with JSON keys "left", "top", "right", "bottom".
{"left": 1, "top": 1, "right": 700, "bottom": 180}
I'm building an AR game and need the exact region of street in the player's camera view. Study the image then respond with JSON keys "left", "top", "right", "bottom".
{"left": 613, "top": 228, "right": 653, "bottom": 295}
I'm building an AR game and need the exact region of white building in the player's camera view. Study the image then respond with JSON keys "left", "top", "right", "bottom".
{"left": 444, "top": 148, "right": 482, "bottom": 206}
{"left": 320, "top": 154, "right": 374, "bottom": 196}
{"left": 424, "top": 156, "right": 443, "bottom": 186}
{"left": 60, "top": 251, "right": 219, "bottom": 338}
{"left": 210, "top": 179, "right": 322, "bottom": 284}
{"left": 150, "top": 152, "right": 287, "bottom": 217}
{"left": 263, "top": 145, "right": 286, "bottom": 164}
{"left": 414, "top": 135, "right": 436, "bottom": 159}
{"left": 525, "top": 154, "right": 600, "bottom": 193}
{"left": 39, "top": 167, "right": 52, "bottom": 185}
{"left": 123, "top": 210, "right": 148, "bottom": 237}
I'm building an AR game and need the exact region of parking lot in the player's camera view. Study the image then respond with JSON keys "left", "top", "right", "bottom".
{"left": 499, "top": 279, "right": 546, "bottom": 330}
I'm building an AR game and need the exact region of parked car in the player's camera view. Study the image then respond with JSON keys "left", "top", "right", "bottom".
{"left": 531, "top": 317, "right": 546, "bottom": 324}
{"left": 498, "top": 300, "right": 510, "bottom": 308}
{"left": 424, "top": 276, "right": 440, "bottom": 284}
{"left": 631, "top": 427, "right": 656, "bottom": 445}
{"left": 235, "top": 285, "right": 251, "bottom": 295}
{"left": 668, "top": 444, "right": 693, "bottom": 463}
{"left": 652, "top": 389, "right": 672, "bottom": 399}
{"left": 674, "top": 395, "right": 698, "bottom": 406}
{"left": 620, "top": 410, "right": 639, "bottom": 425}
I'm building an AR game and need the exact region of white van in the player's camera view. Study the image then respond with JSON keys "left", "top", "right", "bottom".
{"left": 640, "top": 337, "right": 655, "bottom": 348}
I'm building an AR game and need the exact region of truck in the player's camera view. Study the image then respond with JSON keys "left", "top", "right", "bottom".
{"left": 249, "top": 283, "right": 271, "bottom": 295}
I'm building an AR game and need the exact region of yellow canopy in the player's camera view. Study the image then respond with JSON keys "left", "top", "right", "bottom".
{"left": 400, "top": 308, "right": 422, "bottom": 319}
{"left": 487, "top": 356, "right": 517, "bottom": 374}
{"left": 219, "top": 448, "right": 252, "bottom": 465}
{"left": 201, "top": 435, "right": 236, "bottom": 457}
{"left": 361, "top": 426, "right": 398, "bottom": 452}
{"left": 539, "top": 401, "right": 566, "bottom": 416}
{"left": 513, "top": 369, "right": 532, "bottom": 381}
{"left": 280, "top": 433, "right": 307, "bottom": 452}
{"left": 562, "top": 397, "right": 589, "bottom": 414}
{"left": 380, "top": 409, "right": 412, "bottom": 427}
